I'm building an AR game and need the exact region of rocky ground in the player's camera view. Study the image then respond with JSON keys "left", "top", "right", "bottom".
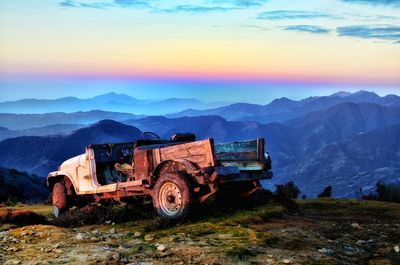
{"left": 0, "top": 199, "right": 399, "bottom": 265}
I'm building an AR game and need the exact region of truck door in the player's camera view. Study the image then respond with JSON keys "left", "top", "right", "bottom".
{"left": 76, "top": 148, "right": 98, "bottom": 193}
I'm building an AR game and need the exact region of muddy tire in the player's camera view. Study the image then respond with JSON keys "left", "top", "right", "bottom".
{"left": 152, "top": 173, "right": 194, "bottom": 220}
{"left": 52, "top": 182, "right": 68, "bottom": 218}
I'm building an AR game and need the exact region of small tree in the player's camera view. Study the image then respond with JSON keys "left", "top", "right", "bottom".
{"left": 362, "top": 181, "right": 400, "bottom": 203}
{"left": 318, "top": 186, "right": 332, "bottom": 198}
{"left": 274, "top": 181, "right": 300, "bottom": 212}
{"left": 376, "top": 181, "right": 400, "bottom": 203}
{"left": 275, "top": 181, "right": 300, "bottom": 200}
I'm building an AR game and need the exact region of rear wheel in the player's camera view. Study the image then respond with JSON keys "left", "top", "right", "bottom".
{"left": 152, "top": 173, "right": 194, "bottom": 219}
{"left": 52, "top": 182, "right": 68, "bottom": 218}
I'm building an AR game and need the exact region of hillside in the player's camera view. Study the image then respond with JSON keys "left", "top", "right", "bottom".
{"left": 0, "top": 124, "right": 85, "bottom": 142}
{"left": 1, "top": 199, "right": 399, "bottom": 264}
{"left": 0, "top": 168, "right": 48, "bottom": 203}
{"left": 276, "top": 124, "right": 400, "bottom": 198}
{"left": 0, "top": 120, "right": 142, "bottom": 176}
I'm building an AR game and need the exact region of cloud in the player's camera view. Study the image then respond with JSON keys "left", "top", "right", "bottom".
{"left": 339, "top": 0, "right": 400, "bottom": 6}
{"left": 337, "top": 25, "right": 400, "bottom": 43}
{"left": 59, "top": 0, "right": 150, "bottom": 9}
{"left": 60, "top": 0, "right": 267, "bottom": 12}
{"left": 257, "top": 10, "right": 331, "bottom": 20}
{"left": 113, "top": 0, "right": 150, "bottom": 8}
{"left": 211, "top": 0, "right": 268, "bottom": 8}
{"left": 284, "top": 25, "right": 330, "bottom": 34}
{"left": 158, "top": 5, "right": 239, "bottom": 14}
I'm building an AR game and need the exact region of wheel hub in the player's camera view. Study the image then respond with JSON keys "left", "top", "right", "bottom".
{"left": 159, "top": 182, "right": 183, "bottom": 216}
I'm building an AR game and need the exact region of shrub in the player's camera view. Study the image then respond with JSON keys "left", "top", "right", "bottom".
{"left": 275, "top": 181, "right": 300, "bottom": 200}
{"left": 362, "top": 181, "right": 400, "bottom": 203}
{"left": 274, "top": 181, "right": 300, "bottom": 212}
{"left": 318, "top": 186, "right": 332, "bottom": 198}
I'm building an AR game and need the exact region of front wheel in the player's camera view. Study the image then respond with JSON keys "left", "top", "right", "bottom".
{"left": 152, "top": 173, "right": 194, "bottom": 220}
{"left": 52, "top": 182, "right": 68, "bottom": 218}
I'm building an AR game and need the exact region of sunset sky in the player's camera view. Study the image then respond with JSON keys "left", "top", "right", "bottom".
{"left": 0, "top": 0, "right": 399, "bottom": 103}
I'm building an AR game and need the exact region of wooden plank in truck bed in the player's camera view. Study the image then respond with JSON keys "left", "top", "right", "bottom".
{"left": 158, "top": 139, "right": 216, "bottom": 168}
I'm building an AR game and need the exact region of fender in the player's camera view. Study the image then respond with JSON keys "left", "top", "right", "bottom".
{"left": 47, "top": 170, "right": 78, "bottom": 194}
{"left": 152, "top": 159, "right": 200, "bottom": 185}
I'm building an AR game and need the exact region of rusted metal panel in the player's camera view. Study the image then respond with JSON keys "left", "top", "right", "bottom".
{"left": 133, "top": 149, "right": 153, "bottom": 180}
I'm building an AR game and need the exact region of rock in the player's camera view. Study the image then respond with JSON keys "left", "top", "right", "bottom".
{"left": 7, "top": 247, "right": 20, "bottom": 252}
{"left": 52, "top": 249, "right": 63, "bottom": 254}
{"left": 105, "top": 220, "right": 112, "bottom": 224}
{"left": 111, "top": 251, "right": 121, "bottom": 260}
{"left": 109, "top": 228, "right": 116, "bottom": 234}
{"left": 90, "top": 237, "right": 100, "bottom": 242}
{"left": 369, "top": 259, "right": 392, "bottom": 265}
{"left": 318, "top": 248, "right": 334, "bottom": 254}
{"left": 134, "top": 232, "right": 142, "bottom": 237}
{"left": 91, "top": 230, "right": 99, "bottom": 235}
{"left": 52, "top": 243, "right": 60, "bottom": 249}
{"left": 5, "top": 260, "right": 21, "bottom": 265}
{"left": 282, "top": 258, "right": 292, "bottom": 264}
{"left": 157, "top": 244, "right": 167, "bottom": 252}
{"left": 351, "top": 223, "right": 360, "bottom": 228}
{"left": 394, "top": 245, "right": 399, "bottom": 253}
{"left": 144, "top": 234, "right": 155, "bottom": 241}
{"left": 356, "top": 240, "right": 366, "bottom": 246}
{"left": 75, "top": 233, "right": 85, "bottom": 240}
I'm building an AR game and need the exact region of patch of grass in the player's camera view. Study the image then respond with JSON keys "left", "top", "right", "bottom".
{"left": 53, "top": 203, "right": 154, "bottom": 227}
{"left": 4, "top": 204, "right": 52, "bottom": 218}
{"left": 298, "top": 198, "right": 400, "bottom": 220}
{"left": 0, "top": 208, "right": 48, "bottom": 226}
{"left": 130, "top": 242, "right": 157, "bottom": 253}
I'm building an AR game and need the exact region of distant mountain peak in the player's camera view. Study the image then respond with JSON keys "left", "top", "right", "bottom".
{"left": 89, "top": 119, "right": 126, "bottom": 128}
{"left": 330, "top": 91, "right": 351, "bottom": 97}
{"left": 351, "top": 90, "right": 379, "bottom": 97}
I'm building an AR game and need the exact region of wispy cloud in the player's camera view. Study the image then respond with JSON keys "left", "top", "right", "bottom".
{"left": 60, "top": 0, "right": 150, "bottom": 9}
{"left": 60, "top": 0, "right": 267, "bottom": 12}
{"left": 337, "top": 25, "right": 400, "bottom": 43}
{"left": 257, "top": 10, "right": 331, "bottom": 20}
{"left": 211, "top": 0, "right": 268, "bottom": 8}
{"left": 284, "top": 25, "right": 330, "bottom": 34}
{"left": 339, "top": 0, "right": 400, "bottom": 6}
{"left": 159, "top": 5, "right": 238, "bottom": 14}
{"left": 60, "top": 0, "right": 112, "bottom": 9}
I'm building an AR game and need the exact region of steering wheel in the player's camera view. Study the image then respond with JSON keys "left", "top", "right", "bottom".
{"left": 140, "top": 131, "right": 161, "bottom": 140}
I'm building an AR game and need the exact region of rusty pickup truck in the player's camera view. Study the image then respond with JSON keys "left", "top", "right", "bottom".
{"left": 48, "top": 133, "right": 272, "bottom": 219}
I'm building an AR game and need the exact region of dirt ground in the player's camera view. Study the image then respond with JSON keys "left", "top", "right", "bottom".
{"left": 0, "top": 199, "right": 399, "bottom": 265}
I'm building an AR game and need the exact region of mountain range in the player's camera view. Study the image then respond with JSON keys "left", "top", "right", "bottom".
{"left": 170, "top": 90, "right": 400, "bottom": 123}
{"left": 0, "top": 90, "right": 399, "bottom": 198}
{"left": 0, "top": 110, "right": 141, "bottom": 130}
{"left": 0, "top": 92, "right": 228, "bottom": 115}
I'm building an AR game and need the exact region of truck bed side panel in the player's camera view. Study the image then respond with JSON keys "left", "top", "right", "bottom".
{"left": 158, "top": 139, "right": 216, "bottom": 168}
